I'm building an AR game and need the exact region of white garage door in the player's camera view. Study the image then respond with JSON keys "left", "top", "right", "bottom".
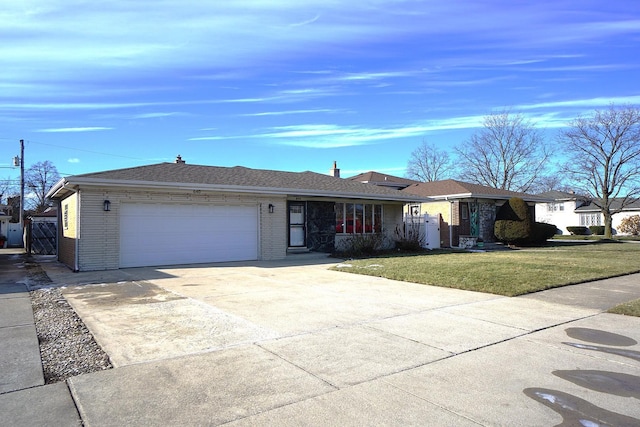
{"left": 120, "top": 203, "right": 258, "bottom": 268}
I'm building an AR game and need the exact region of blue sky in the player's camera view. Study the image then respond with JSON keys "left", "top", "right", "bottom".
{"left": 1, "top": 0, "right": 639, "bottom": 184}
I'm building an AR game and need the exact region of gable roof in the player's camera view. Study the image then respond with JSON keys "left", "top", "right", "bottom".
{"left": 537, "top": 190, "right": 589, "bottom": 201}
{"left": 401, "top": 179, "right": 548, "bottom": 202}
{"left": 29, "top": 207, "right": 57, "bottom": 218}
{"left": 574, "top": 198, "right": 640, "bottom": 212}
{"left": 348, "top": 171, "right": 419, "bottom": 189}
{"left": 47, "top": 162, "right": 423, "bottom": 203}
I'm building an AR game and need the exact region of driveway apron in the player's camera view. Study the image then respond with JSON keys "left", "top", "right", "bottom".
{"left": 38, "top": 254, "right": 640, "bottom": 426}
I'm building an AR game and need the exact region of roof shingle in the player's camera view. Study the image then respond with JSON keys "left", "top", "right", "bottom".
{"left": 401, "top": 179, "right": 544, "bottom": 201}
{"left": 54, "top": 162, "right": 420, "bottom": 201}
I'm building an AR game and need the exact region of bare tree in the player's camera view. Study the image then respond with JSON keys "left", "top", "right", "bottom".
{"left": 0, "top": 176, "right": 17, "bottom": 205}
{"left": 25, "top": 161, "right": 61, "bottom": 213}
{"left": 560, "top": 105, "right": 640, "bottom": 238}
{"left": 454, "top": 111, "right": 549, "bottom": 192}
{"left": 528, "top": 169, "right": 578, "bottom": 194}
{"left": 406, "top": 140, "right": 453, "bottom": 182}
{"left": 529, "top": 175, "right": 566, "bottom": 194}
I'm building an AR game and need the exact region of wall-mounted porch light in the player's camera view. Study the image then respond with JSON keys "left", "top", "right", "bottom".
{"left": 103, "top": 199, "right": 111, "bottom": 212}
{"left": 268, "top": 203, "right": 274, "bottom": 213}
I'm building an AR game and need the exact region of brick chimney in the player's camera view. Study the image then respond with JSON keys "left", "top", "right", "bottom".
{"left": 329, "top": 161, "right": 340, "bottom": 178}
{"left": 175, "top": 155, "right": 186, "bottom": 164}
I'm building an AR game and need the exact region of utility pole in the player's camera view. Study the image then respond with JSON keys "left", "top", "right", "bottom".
{"left": 19, "top": 139, "right": 24, "bottom": 229}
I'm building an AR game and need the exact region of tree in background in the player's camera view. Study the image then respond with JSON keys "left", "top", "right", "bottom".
{"left": 527, "top": 173, "right": 574, "bottom": 195}
{"left": 25, "top": 161, "right": 61, "bottom": 213}
{"left": 454, "top": 111, "right": 549, "bottom": 193}
{"left": 0, "top": 176, "right": 20, "bottom": 221}
{"left": 0, "top": 176, "right": 16, "bottom": 205}
{"left": 406, "top": 139, "right": 453, "bottom": 182}
{"left": 560, "top": 105, "right": 640, "bottom": 239}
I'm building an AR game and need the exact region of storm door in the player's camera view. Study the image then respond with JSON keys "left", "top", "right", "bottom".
{"left": 288, "top": 202, "right": 306, "bottom": 247}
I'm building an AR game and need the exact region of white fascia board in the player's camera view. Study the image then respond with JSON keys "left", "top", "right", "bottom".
{"left": 60, "top": 177, "right": 424, "bottom": 203}
{"left": 426, "top": 193, "right": 473, "bottom": 200}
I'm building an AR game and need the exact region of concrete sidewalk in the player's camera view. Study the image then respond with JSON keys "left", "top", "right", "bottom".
{"left": 0, "top": 250, "right": 82, "bottom": 426}
{"left": 1, "top": 250, "right": 639, "bottom": 426}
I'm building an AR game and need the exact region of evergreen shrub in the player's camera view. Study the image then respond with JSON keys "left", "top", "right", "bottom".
{"left": 530, "top": 222, "right": 558, "bottom": 244}
{"left": 494, "top": 197, "right": 532, "bottom": 244}
{"left": 567, "top": 226, "right": 589, "bottom": 235}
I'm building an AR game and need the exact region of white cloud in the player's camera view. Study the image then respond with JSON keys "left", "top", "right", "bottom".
{"left": 3, "top": 2, "right": 639, "bottom": 88}
{"left": 517, "top": 95, "right": 640, "bottom": 110}
{"left": 36, "top": 127, "right": 113, "bottom": 133}
{"left": 189, "top": 118, "right": 488, "bottom": 148}
{"left": 67, "top": 158, "right": 80, "bottom": 163}
{"left": 131, "top": 112, "right": 186, "bottom": 119}
{"left": 241, "top": 108, "right": 340, "bottom": 117}
{"left": 288, "top": 14, "right": 320, "bottom": 28}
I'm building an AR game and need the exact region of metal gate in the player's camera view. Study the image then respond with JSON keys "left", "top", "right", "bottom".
{"left": 31, "top": 222, "right": 57, "bottom": 255}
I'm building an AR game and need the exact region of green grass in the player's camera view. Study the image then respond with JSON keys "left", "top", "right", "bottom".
{"left": 608, "top": 299, "right": 640, "bottom": 317}
{"left": 332, "top": 241, "right": 640, "bottom": 297}
{"left": 552, "top": 235, "right": 640, "bottom": 241}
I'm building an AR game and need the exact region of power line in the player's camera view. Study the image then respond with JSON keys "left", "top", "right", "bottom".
{"left": 25, "top": 139, "right": 146, "bottom": 161}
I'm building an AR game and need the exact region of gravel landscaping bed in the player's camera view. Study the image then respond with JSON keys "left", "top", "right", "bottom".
{"left": 25, "top": 261, "right": 112, "bottom": 384}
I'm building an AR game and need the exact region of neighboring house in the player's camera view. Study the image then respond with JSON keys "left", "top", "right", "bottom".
{"left": 46, "top": 158, "right": 422, "bottom": 271}
{"left": 0, "top": 213, "right": 9, "bottom": 248}
{"left": 348, "top": 171, "right": 420, "bottom": 191}
{"left": 535, "top": 192, "right": 640, "bottom": 235}
{"left": 535, "top": 191, "right": 591, "bottom": 234}
{"left": 574, "top": 199, "right": 640, "bottom": 235}
{"left": 29, "top": 207, "right": 58, "bottom": 223}
{"left": 400, "top": 180, "right": 548, "bottom": 247}
{"left": 0, "top": 203, "right": 12, "bottom": 217}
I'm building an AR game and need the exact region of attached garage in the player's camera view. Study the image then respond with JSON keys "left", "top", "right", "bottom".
{"left": 119, "top": 203, "right": 258, "bottom": 268}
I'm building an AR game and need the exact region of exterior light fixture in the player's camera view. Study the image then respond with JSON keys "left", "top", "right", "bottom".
{"left": 103, "top": 200, "right": 111, "bottom": 212}
{"left": 268, "top": 204, "right": 274, "bottom": 213}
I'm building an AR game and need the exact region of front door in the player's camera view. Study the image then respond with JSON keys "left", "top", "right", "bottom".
{"left": 288, "top": 202, "right": 306, "bottom": 247}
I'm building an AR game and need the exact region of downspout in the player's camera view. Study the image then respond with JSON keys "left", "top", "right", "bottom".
{"left": 61, "top": 183, "right": 80, "bottom": 272}
{"left": 447, "top": 197, "right": 453, "bottom": 248}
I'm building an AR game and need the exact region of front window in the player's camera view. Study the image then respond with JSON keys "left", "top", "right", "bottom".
{"left": 579, "top": 213, "right": 601, "bottom": 226}
{"left": 355, "top": 203, "right": 364, "bottom": 233}
{"left": 336, "top": 203, "right": 383, "bottom": 234}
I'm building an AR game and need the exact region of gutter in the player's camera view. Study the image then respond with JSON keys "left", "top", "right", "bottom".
{"left": 446, "top": 196, "right": 453, "bottom": 248}
{"left": 428, "top": 193, "right": 552, "bottom": 203}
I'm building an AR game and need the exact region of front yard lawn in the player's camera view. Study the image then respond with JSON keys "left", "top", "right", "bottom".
{"left": 608, "top": 299, "right": 640, "bottom": 317}
{"left": 332, "top": 241, "right": 640, "bottom": 297}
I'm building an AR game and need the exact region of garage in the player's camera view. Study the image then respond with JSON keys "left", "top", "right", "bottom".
{"left": 119, "top": 203, "right": 259, "bottom": 268}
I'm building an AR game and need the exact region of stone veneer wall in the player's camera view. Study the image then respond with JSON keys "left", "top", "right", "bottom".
{"left": 479, "top": 202, "right": 497, "bottom": 242}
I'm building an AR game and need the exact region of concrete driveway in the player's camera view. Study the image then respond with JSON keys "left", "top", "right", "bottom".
{"left": 37, "top": 253, "right": 640, "bottom": 426}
